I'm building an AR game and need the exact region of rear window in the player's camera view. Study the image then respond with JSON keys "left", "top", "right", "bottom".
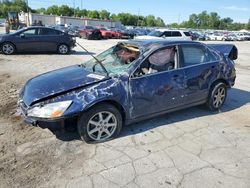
{"left": 172, "top": 31, "right": 182, "bottom": 37}
{"left": 184, "top": 32, "right": 191, "bottom": 36}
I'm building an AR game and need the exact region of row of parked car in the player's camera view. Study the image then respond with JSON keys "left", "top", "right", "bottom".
{"left": 1, "top": 24, "right": 249, "bottom": 55}
{"left": 52, "top": 24, "right": 250, "bottom": 42}
{"left": 51, "top": 24, "right": 148, "bottom": 40}
{"left": 189, "top": 31, "right": 250, "bottom": 41}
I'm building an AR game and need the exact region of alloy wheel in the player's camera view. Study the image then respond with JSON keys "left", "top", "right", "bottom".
{"left": 2, "top": 43, "right": 14, "bottom": 54}
{"left": 58, "top": 44, "right": 68, "bottom": 54}
{"left": 87, "top": 111, "right": 117, "bottom": 141}
{"left": 213, "top": 87, "right": 226, "bottom": 108}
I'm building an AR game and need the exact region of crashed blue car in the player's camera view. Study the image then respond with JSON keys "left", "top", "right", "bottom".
{"left": 19, "top": 40, "right": 237, "bottom": 143}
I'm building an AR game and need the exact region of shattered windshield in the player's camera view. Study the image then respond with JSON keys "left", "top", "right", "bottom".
{"left": 82, "top": 43, "right": 140, "bottom": 76}
{"left": 148, "top": 31, "right": 163, "bottom": 37}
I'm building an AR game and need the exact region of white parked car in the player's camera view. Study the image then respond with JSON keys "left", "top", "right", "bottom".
{"left": 207, "top": 33, "right": 225, "bottom": 41}
{"left": 134, "top": 29, "right": 192, "bottom": 41}
{"left": 236, "top": 33, "right": 250, "bottom": 41}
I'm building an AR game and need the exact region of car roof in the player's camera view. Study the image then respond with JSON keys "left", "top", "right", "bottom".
{"left": 121, "top": 39, "right": 202, "bottom": 51}
{"left": 154, "top": 29, "right": 189, "bottom": 32}
{"left": 25, "top": 26, "right": 55, "bottom": 29}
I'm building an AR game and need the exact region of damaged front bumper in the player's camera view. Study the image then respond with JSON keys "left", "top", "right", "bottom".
{"left": 19, "top": 106, "right": 78, "bottom": 131}
{"left": 23, "top": 116, "right": 67, "bottom": 131}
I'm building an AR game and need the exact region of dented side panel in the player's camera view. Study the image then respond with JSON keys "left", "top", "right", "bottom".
{"left": 128, "top": 69, "right": 186, "bottom": 119}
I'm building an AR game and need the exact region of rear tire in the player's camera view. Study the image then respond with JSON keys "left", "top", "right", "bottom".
{"left": 1, "top": 42, "right": 15, "bottom": 55}
{"left": 206, "top": 82, "right": 227, "bottom": 111}
{"left": 77, "top": 103, "right": 122, "bottom": 143}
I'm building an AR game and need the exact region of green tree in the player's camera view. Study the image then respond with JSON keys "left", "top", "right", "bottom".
{"left": 87, "top": 10, "right": 100, "bottom": 19}
{"left": 155, "top": 17, "right": 165, "bottom": 27}
{"left": 110, "top": 13, "right": 118, "bottom": 21}
{"left": 58, "top": 5, "right": 74, "bottom": 16}
{"left": 99, "top": 10, "right": 110, "bottom": 20}
{"left": 36, "top": 8, "right": 46, "bottom": 14}
{"left": 198, "top": 11, "right": 209, "bottom": 28}
{"left": 208, "top": 12, "right": 220, "bottom": 28}
{"left": 46, "top": 5, "right": 59, "bottom": 15}
{"left": 0, "top": 0, "right": 30, "bottom": 18}
{"left": 246, "top": 19, "right": 250, "bottom": 30}
{"left": 145, "top": 15, "right": 156, "bottom": 26}
{"left": 116, "top": 13, "right": 137, "bottom": 25}
{"left": 169, "top": 22, "right": 179, "bottom": 28}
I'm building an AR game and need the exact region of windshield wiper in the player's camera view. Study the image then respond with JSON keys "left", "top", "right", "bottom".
{"left": 76, "top": 42, "right": 109, "bottom": 77}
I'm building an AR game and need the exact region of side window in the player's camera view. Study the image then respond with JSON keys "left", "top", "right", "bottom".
{"left": 39, "top": 28, "right": 60, "bottom": 35}
{"left": 162, "top": 31, "right": 171, "bottom": 37}
{"left": 184, "top": 32, "right": 191, "bottom": 36}
{"left": 133, "top": 46, "right": 177, "bottom": 77}
{"left": 206, "top": 48, "right": 221, "bottom": 62}
{"left": 181, "top": 45, "right": 206, "bottom": 67}
{"left": 21, "top": 29, "right": 37, "bottom": 36}
{"left": 172, "top": 31, "right": 182, "bottom": 37}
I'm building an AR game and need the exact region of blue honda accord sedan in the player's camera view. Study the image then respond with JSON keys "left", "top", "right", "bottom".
{"left": 18, "top": 40, "right": 237, "bottom": 143}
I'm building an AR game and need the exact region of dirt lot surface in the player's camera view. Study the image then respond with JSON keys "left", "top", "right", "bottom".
{"left": 0, "top": 28, "right": 250, "bottom": 188}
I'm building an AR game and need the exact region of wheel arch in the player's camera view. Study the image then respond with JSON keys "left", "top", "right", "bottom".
{"left": 83, "top": 100, "right": 127, "bottom": 123}
{"left": 57, "top": 43, "right": 69, "bottom": 48}
{"left": 1, "top": 41, "right": 17, "bottom": 51}
{"left": 210, "top": 79, "right": 229, "bottom": 90}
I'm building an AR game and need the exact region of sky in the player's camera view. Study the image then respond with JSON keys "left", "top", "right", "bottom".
{"left": 28, "top": 0, "right": 250, "bottom": 23}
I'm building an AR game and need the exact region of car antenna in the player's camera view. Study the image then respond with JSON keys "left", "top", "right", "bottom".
{"left": 76, "top": 42, "right": 109, "bottom": 77}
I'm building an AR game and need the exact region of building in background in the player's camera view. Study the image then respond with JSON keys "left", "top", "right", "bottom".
{"left": 19, "top": 12, "right": 122, "bottom": 28}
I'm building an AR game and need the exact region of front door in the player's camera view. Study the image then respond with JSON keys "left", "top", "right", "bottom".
{"left": 14, "top": 28, "right": 40, "bottom": 52}
{"left": 128, "top": 45, "right": 186, "bottom": 119}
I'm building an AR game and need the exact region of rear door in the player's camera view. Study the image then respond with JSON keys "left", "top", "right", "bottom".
{"left": 38, "top": 28, "right": 61, "bottom": 51}
{"left": 179, "top": 43, "right": 220, "bottom": 105}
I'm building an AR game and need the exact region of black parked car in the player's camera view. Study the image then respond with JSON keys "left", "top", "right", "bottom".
{"left": 19, "top": 40, "right": 237, "bottom": 143}
{"left": 0, "top": 26, "right": 76, "bottom": 55}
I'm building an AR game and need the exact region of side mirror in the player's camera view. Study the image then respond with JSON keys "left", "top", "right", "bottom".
{"left": 20, "top": 33, "right": 25, "bottom": 38}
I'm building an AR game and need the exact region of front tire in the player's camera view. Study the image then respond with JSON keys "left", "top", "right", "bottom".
{"left": 1, "top": 42, "right": 15, "bottom": 55}
{"left": 77, "top": 103, "right": 122, "bottom": 143}
{"left": 206, "top": 82, "right": 227, "bottom": 111}
{"left": 58, "top": 44, "right": 69, "bottom": 54}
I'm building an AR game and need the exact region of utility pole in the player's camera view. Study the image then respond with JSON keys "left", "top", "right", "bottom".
{"left": 26, "top": 0, "right": 30, "bottom": 26}
{"left": 137, "top": 9, "right": 140, "bottom": 26}
{"left": 178, "top": 13, "right": 180, "bottom": 29}
{"left": 73, "top": 0, "right": 76, "bottom": 17}
{"left": 81, "top": 0, "right": 83, "bottom": 10}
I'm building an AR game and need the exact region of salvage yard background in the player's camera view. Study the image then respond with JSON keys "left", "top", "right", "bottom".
{"left": 0, "top": 27, "right": 250, "bottom": 188}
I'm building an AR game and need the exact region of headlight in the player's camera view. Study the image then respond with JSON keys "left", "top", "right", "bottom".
{"left": 27, "top": 101, "right": 72, "bottom": 118}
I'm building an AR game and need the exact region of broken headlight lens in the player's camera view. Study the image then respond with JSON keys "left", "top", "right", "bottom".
{"left": 27, "top": 101, "right": 72, "bottom": 118}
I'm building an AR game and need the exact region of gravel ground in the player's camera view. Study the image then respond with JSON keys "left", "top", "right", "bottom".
{"left": 0, "top": 27, "right": 250, "bottom": 188}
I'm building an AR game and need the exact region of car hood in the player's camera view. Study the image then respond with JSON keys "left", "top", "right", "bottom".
{"left": 21, "top": 65, "right": 107, "bottom": 106}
